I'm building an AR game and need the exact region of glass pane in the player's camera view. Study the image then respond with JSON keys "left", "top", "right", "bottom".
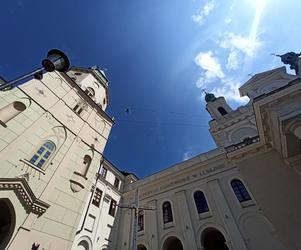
{"left": 30, "top": 154, "right": 39, "bottom": 164}
{"left": 44, "top": 151, "right": 51, "bottom": 159}
{"left": 37, "top": 159, "right": 45, "bottom": 168}
{"left": 44, "top": 141, "right": 55, "bottom": 151}
{"left": 37, "top": 147, "right": 45, "bottom": 155}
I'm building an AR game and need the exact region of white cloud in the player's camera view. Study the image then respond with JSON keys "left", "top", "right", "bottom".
{"left": 183, "top": 152, "right": 190, "bottom": 161}
{"left": 192, "top": 0, "right": 215, "bottom": 26}
{"left": 194, "top": 51, "right": 225, "bottom": 88}
{"left": 219, "top": 33, "right": 261, "bottom": 57}
{"left": 212, "top": 78, "right": 249, "bottom": 103}
{"left": 226, "top": 50, "right": 240, "bottom": 70}
{"left": 194, "top": 51, "right": 248, "bottom": 103}
{"left": 225, "top": 17, "right": 232, "bottom": 24}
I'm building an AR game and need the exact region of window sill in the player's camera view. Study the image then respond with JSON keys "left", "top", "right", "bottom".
{"left": 163, "top": 221, "right": 174, "bottom": 229}
{"left": 240, "top": 199, "right": 255, "bottom": 208}
{"left": 20, "top": 159, "right": 46, "bottom": 175}
{"left": 198, "top": 211, "right": 212, "bottom": 220}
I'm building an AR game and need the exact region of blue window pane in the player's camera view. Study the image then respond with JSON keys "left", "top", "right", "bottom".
{"left": 37, "top": 147, "right": 45, "bottom": 155}
{"left": 37, "top": 159, "right": 45, "bottom": 168}
{"left": 44, "top": 151, "right": 51, "bottom": 159}
{"left": 231, "top": 179, "right": 252, "bottom": 202}
{"left": 194, "top": 191, "right": 209, "bottom": 214}
{"left": 44, "top": 142, "right": 55, "bottom": 151}
{"left": 30, "top": 154, "right": 39, "bottom": 164}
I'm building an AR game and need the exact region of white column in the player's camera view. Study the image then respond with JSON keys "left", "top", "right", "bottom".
{"left": 148, "top": 200, "right": 159, "bottom": 250}
{"left": 208, "top": 179, "right": 247, "bottom": 250}
{"left": 175, "top": 190, "right": 198, "bottom": 250}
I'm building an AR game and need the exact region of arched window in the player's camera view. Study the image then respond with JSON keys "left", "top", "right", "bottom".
{"left": 162, "top": 201, "right": 173, "bottom": 224}
{"left": 217, "top": 107, "right": 227, "bottom": 116}
{"left": 231, "top": 179, "right": 251, "bottom": 202}
{"left": 0, "top": 101, "right": 26, "bottom": 127}
{"left": 194, "top": 191, "right": 209, "bottom": 214}
{"left": 29, "top": 141, "right": 56, "bottom": 168}
{"left": 138, "top": 210, "right": 144, "bottom": 232}
{"left": 79, "top": 155, "right": 92, "bottom": 176}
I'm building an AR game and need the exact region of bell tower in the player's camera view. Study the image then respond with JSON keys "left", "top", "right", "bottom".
{"left": 205, "top": 92, "right": 233, "bottom": 120}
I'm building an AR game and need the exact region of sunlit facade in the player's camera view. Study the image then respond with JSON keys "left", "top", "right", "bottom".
{"left": 1, "top": 55, "right": 301, "bottom": 250}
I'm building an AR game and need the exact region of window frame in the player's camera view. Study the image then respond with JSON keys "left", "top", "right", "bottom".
{"left": 100, "top": 167, "right": 108, "bottom": 179}
{"left": 230, "top": 178, "right": 255, "bottom": 207}
{"left": 92, "top": 187, "right": 103, "bottom": 207}
{"left": 114, "top": 177, "right": 120, "bottom": 189}
{"left": 108, "top": 199, "right": 117, "bottom": 217}
{"left": 162, "top": 201, "right": 173, "bottom": 224}
{"left": 137, "top": 209, "right": 144, "bottom": 232}
{"left": 193, "top": 190, "right": 210, "bottom": 214}
{"left": 29, "top": 140, "right": 56, "bottom": 169}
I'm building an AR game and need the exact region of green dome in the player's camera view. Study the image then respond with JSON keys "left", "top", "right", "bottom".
{"left": 205, "top": 92, "right": 217, "bottom": 102}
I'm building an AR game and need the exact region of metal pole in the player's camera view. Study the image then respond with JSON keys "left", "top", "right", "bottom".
{"left": 0, "top": 67, "right": 44, "bottom": 91}
{"left": 131, "top": 189, "right": 139, "bottom": 250}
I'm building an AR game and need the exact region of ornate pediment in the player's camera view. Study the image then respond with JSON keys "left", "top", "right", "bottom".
{"left": 0, "top": 178, "right": 50, "bottom": 215}
{"left": 239, "top": 67, "right": 296, "bottom": 99}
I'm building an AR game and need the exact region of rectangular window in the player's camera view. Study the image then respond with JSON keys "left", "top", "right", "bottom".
{"left": 92, "top": 188, "right": 103, "bottom": 207}
{"left": 100, "top": 167, "right": 107, "bottom": 179}
{"left": 138, "top": 210, "right": 144, "bottom": 231}
{"left": 109, "top": 199, "right": 117, "bottom": 217}
{"left": 114, "top": 178, "right": 120, "bottom": 189}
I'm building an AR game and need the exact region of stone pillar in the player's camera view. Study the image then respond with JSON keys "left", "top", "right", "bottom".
{"left": 208, "top": 179, "right": 247, "bottom": 250}
{"left": 175, "top": 190, "right": 198, "bottom": 250}
{"left": 148, "top": 200, "right": 159, "bottom": 250}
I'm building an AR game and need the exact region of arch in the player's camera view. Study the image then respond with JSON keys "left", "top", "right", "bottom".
{"left": 228, "top": 126, "right": 258, "bottom": 144}
{"left": 217, "top": 107, "right": 227, "bottom": 116}
{"left": 230, "top": 179, "right": 252, "bottom": 202}
{"left": 162, "top": 236, "right": 183, "bottom": 250}
{"left": 162, "top": 201, "right": 173, "bottom": 224}
{"left": 201, "top": 227, "right": 228, "bottom": 250}
{"left": 137, "top": 244, "right": 147, "bottom": 250}
{"left": 0, "top": 198, "right": 16, "bottom": 249}
{"left": 76, "top": 236, "right": 92, "bottom": 250}
{"left": 0, "top": 101, "right": 27, "bottom": 127}
{"left": 193, "top": 191, "right": 209, "bottom": 214}
{"left": 79, "top": 154, "right": 92, "bottom": 176}
{"left": 29, "top": 140, "right": 56, "bottom": 168}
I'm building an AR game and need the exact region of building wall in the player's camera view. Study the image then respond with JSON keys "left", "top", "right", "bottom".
{"left": 113, "top": 150, "right": 282, "bottom": 250}
{"left": 238, "top": 149, "right": 301, "bottom": 249}
{"left": 72, "top": 160, "right": 125, "bottom": 250}
{"left": 0, "top": 70, "right": 113, "bottom": 250}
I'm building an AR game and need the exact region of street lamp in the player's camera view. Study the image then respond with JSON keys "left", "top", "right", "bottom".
{"left": 0, "top": 49, "right": 70, "bottom": 91}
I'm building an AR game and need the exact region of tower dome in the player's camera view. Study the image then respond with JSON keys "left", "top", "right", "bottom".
{"left": 205, "top": 92, "right": 217, "bottom": 103}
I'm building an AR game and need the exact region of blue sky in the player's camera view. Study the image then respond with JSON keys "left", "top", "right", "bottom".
{"left": 0, "top": 0, "right": 300, "bottom": 178}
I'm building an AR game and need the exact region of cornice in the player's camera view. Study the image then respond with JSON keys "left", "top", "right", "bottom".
{"left": 0, "top": 178, "right": 50, "bottom": 215}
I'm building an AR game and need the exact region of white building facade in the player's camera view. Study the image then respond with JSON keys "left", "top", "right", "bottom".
{"left": 0, "top": 66, "right": 116, "bottom": 249}
{"left": 1, "top": 53, "right": 301, "bottom": 250}
{"left": 111, "top": 59, "right": 301, "bottom": 249}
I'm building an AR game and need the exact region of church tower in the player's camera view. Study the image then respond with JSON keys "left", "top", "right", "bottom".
{"left": 205, "top": 92, "right": 258, "bottom": 150}
{"left": 205, "top": 92, "right": 233, "bottom": 119}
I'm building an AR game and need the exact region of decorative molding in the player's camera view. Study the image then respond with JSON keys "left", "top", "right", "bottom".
{"left": 0, "top": 178, "right": 50, "bottom": 215}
